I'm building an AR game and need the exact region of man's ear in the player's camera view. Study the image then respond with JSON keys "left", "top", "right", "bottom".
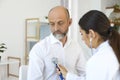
{"left": 68, "top": 18, "right": 72, "bottom": 26}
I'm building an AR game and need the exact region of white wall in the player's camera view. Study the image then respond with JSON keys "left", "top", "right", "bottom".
{"left": 69, "top": 0, "right": 102, "bottom": 60}
{"left": 69, "top": 0, "right": 119, "bottom": 60}
{"left": 71, "top": 0, "right": 101, "bottom": 41}
{"left": 0, "top": 0, "right": 60, "bottom": 64}
{"left": 78, "top": 0, "right": 101, "bottom": 19}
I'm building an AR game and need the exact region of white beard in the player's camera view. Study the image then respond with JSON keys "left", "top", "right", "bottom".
{"left": 53, "top": 34, "right": 65, "bottom": 40}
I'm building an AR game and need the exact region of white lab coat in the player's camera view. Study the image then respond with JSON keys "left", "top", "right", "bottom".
{"left": 27, "top": 34, "right": 86, "bottom": 80}
{"left": 66, "top": 41, "right": 119, "bottom": 80}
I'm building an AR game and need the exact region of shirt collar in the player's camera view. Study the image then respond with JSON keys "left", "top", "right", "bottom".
{"left": 64, "top": 36, "right": 72, "bottom": 48}
{"left": 49, "top": 33, "right": 72, "bottom": 48}
{"left": 93, "top": 40, "right": 109, "bottom": 55}
{"left": 49, "top": 33, "right": 62, "bottom": 45}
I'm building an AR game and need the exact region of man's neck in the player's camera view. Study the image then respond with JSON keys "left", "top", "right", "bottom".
{"left": 60, "top": 36, "right": 67, "bottom": 46}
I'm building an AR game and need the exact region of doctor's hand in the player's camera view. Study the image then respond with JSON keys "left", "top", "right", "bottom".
{"left": 57, "top": 64, "right": 68, "bottom": 78}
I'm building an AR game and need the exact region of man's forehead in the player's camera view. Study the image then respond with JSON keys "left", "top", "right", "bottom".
{"left": 49, "top": 19, "right": 64, "bottom": 23}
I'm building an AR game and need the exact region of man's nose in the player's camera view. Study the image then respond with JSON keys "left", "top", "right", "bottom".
{"left": 54, "top": 24, "right": 59, "bottom": 31}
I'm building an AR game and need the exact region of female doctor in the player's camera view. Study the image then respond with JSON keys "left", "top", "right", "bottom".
{"left": 57, "top": 10, "right": 120, "bottom": 80}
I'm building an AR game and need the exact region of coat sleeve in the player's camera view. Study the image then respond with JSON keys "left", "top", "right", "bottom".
{"left": 66, "top": 72, "right": 85, "bottom": 80}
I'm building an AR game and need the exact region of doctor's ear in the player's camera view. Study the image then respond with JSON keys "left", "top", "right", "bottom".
{"left": 88, "top": 29, "right": 95, "bottom": 39}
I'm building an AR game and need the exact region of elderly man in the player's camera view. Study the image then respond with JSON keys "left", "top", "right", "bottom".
{"left": 27, "top": 6, "right": 86, "bottom": 80}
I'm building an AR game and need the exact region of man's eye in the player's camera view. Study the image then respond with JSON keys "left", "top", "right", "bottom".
{"left": 58, "top": 22, "right": 64, "bottom": 25}
{"left": 49, "top": 23, "right": 54, "bottom": 26}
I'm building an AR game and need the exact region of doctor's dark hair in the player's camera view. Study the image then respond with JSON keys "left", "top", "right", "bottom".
{"left": 78, "top": 10, "right": 120, "bottom": 63}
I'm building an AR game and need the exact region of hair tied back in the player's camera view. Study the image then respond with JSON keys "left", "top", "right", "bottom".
{"left": 108, "top": 23, "right": 115, "bottom": 34}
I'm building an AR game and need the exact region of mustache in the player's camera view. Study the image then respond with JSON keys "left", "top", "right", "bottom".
{"left": 53, "top": 30, "right": 67, "bottom": 36}
{"left": 53, "top": 30, "right": 62, "bottom": 34}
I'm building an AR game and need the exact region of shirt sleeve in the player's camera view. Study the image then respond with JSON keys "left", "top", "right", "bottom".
{"left": 76, "top": 48, "right": 86, "bottom": 77}
{"left": 27, "top": 44, "right": 45, "bottom": 80}
{"left": 66, "top": 48, "right": 86, "bottom": 80}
